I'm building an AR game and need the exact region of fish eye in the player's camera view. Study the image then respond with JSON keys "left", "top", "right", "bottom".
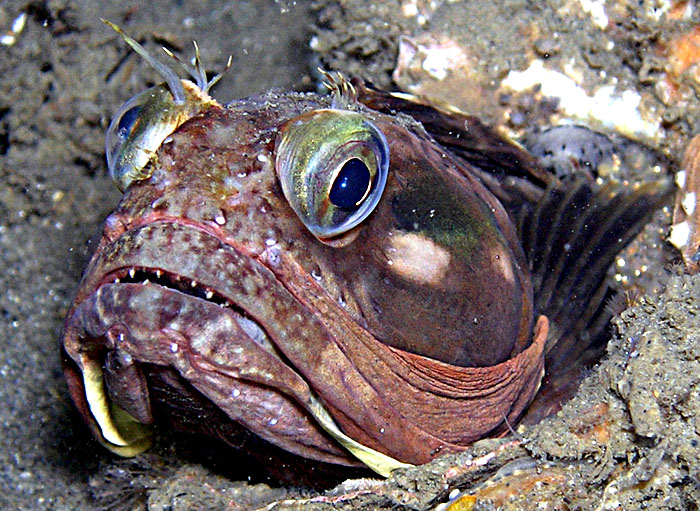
{"left": 275, "top": 109, "right": 389, "bottom": 244}
{"left": 105, "top": 88, "right": 160, "bottom": 190}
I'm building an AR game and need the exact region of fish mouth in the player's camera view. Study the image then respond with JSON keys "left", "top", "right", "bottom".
{"left": 60, "top": 219, "right": 409, "bottom": 473}
{"left": 62, "top": 219, "right": 324, "bottom": 457}
{"left": 109, "top": 267, "right": 238, "bottom": 307}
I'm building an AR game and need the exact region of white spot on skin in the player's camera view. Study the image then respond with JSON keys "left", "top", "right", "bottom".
{"left": 491, "top": 246, "right": 515, "bottom": 285}
{"left": 669, "top": 221, "right": 691, "bottom": 249}
{"left": 682, "top": 192, "right": 696, "bottom": 215}
{"left": 170, "top": 343, "right": 179, "bottom": 353}
{"left": 214, "top": 214, "right": 226, "bottom": 225}
{"left": 268, "top": 418, "right": 278, "bottom": 426}
{"left": 265, "top": 246, "right": 281, "bottom": 266}
{"left": 386, "top": 233, "right": 450, "bottom": 286}
{"left": 232, "top": 389, "right": 241, "bottom": 397}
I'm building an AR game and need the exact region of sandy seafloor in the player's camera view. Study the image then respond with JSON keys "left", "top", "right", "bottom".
{"left": 2, "top": 1, "right": 700, "bottom": 510}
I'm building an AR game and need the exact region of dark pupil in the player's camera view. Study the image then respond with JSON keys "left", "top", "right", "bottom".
{"left": 329, "top": 158, "right": 371, "bottom": 210}
{"left": 117, "top": 106, "right": 141, "bottom": 138}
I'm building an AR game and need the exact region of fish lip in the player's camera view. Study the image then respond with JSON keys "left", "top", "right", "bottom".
{"left": 97, "top": 264, "right": 281, "bottom": 358}
{"left": 80, "top": 217, "right": 266, "bottom": 304}
{"left": 60, "top": 219, "right": 365, "bottom": 465}
{"left": 66, "top": 216, "right": 302, "bottom": 381}
{"left": 67, "top": 217, "right": 281, "bottom": 361}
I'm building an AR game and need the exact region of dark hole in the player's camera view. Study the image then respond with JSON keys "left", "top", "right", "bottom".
{"left": 328, "top": 158, "right": 370, "bottom": 210}
{"left": 0, "top": 128, "right": 8, "bottom": 155}
{"left": 74, "top": 156, "right": 96, "bottom": 176}
{"left": 0, "top": 108, "right": 9, "bottom": 156}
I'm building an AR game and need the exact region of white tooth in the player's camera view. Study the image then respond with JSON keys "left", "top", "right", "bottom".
{"left": 129, "top": 269, "right": 136, "bottom": 278}
{"left": 191, "top": 280, "right": 197, "bottom": 288}
{"left": 114, "top": 278, "right": 120, "bottom": 283}
{"left": 142, "top": 279, "right": 150, "bottom": 285}
{"left": 205, "top": 290, "right": 214, "bottom": 299}
{"left": 156, "top": 270, "right": 162, "bottom": 278}
{"left": 224, "top": 301, "right": 231, "bottom": 307}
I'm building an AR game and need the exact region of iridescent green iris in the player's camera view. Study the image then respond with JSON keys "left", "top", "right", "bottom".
{"left": 275, "top": 109, "right": 390, "bottom": 242}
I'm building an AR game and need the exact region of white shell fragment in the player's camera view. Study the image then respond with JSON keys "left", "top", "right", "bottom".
{"left": 501, "top": 59, "right": 660, "bottom": 140}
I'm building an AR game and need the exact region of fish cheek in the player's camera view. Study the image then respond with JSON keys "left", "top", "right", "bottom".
{"left": 346, "top": 141, "right": 529, "bottom": 367}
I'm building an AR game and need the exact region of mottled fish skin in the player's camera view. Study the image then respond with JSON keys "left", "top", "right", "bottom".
{"left": 61, "top": 32, "right": 672, "bottom": 482}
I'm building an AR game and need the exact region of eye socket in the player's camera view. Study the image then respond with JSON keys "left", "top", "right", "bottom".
{"left": 275, "top": 109, "right": 389, "bottom": 243}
